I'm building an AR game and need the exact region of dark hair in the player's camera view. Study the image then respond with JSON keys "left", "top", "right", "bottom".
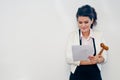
{"left": 76, "top": 5, "right": 97, "bottom": 28}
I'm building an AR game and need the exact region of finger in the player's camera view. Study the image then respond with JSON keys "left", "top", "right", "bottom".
{"left": 88, "top": 56, "right": 94, "bottom": 60}
{"left": 88, "top": 55, "right": 94, "bottom": 58}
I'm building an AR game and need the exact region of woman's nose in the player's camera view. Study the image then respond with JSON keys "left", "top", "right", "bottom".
{"left": 81, "top": 23, "right": 85, "bottom": 27}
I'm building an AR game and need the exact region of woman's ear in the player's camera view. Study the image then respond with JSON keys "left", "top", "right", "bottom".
{"left": 91, "top": 19, "right": 94, "bottom": 24}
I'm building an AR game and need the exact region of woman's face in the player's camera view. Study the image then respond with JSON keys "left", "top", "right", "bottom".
{"left": 77, "top": 16, "right": 93, "bottom": 33}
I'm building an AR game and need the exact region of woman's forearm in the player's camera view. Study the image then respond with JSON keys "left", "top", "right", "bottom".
{"left": 80, "top": 60, "right": 93, "bottom": 65}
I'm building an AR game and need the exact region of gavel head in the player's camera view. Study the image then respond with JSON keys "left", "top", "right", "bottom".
{"left": 100, "top": 43, "right": 109, "bottom": 50}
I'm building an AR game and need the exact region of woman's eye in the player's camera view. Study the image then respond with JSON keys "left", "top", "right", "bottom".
{"left": 85, "top": 21, "right": 88, "bottom": 24}
{"left": 79, "top": 22, "right": 82, "bottom": 24}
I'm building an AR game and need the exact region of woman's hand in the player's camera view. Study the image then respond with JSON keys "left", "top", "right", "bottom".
{"left": 88, "top": 55, "right": 104, "bottom": 64}
{"left": 88, "top": 55, "right": 98, "bottom": 64}
{"left": 80, "top": 55, "right": 104, "bottom": 65}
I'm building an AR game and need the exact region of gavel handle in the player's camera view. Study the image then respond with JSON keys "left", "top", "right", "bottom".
{"left": 98, "top": 48, "right": 104, "bottom": 55}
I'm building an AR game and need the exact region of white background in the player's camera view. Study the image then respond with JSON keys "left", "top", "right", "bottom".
{"left": 0, "top": 0, "right": 120, "bottom": 80}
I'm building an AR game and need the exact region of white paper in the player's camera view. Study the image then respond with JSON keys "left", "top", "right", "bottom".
{"left": 72, "top": 45, "right": 94, "bottom": 61}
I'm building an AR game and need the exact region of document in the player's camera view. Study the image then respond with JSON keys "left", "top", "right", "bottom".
{"left": 72, "top": 45, "right": 94, "bottom": 61}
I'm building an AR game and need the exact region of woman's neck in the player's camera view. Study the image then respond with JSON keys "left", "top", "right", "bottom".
{"left": 82, "top": 30, "right": 90, "bottom": 39}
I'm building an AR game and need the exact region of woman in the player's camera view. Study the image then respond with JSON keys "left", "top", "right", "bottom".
{"left": 65, "top": 5, "right": 108, "bottom": 80}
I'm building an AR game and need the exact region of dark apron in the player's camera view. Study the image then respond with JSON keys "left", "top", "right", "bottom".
{"left": 69, "top": 30, "right": 102, "bottom": 80}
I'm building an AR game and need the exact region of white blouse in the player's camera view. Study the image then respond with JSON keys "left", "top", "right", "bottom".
{"left": 65, "top": 29, "right": 108, "bottom": 73}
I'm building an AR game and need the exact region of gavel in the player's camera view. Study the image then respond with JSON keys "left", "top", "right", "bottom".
{"left": 98, "top": 43, "right": 109, "bottom": 55}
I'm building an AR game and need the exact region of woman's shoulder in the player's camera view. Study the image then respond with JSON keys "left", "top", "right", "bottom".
{"left": 69, "top": 29, "right": 79, "bottom": 36}
{"left": 92, "top": 28, "right": 104, "bottom": 38}
{"left": 67, "top": 29, "right": 79, "bottom": 40}
{"left": 92, "top": 29, "right": 103, "bottom": 35}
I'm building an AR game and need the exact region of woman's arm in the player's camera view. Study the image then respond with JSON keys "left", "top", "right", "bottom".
{"left": 80, "top": 60, "right": 93, "bottom": 65}
{"left": 88, "top": 55, "right": 105, "bottom": 64}
{"left": 80, "top": 55, "right": 105, "bottom": 65}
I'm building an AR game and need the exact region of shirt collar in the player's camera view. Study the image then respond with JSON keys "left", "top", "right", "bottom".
{"left": 81, "top": 29, "right": 94, "bottom": 40}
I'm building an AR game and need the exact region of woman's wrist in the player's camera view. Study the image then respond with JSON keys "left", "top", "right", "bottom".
{"left": 80, "top": 60, "right": 94, "bottom": 65}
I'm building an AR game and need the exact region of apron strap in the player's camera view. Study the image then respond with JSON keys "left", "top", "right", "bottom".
{"left": 79, "top": 29, "right": 96, "bottom": 56}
